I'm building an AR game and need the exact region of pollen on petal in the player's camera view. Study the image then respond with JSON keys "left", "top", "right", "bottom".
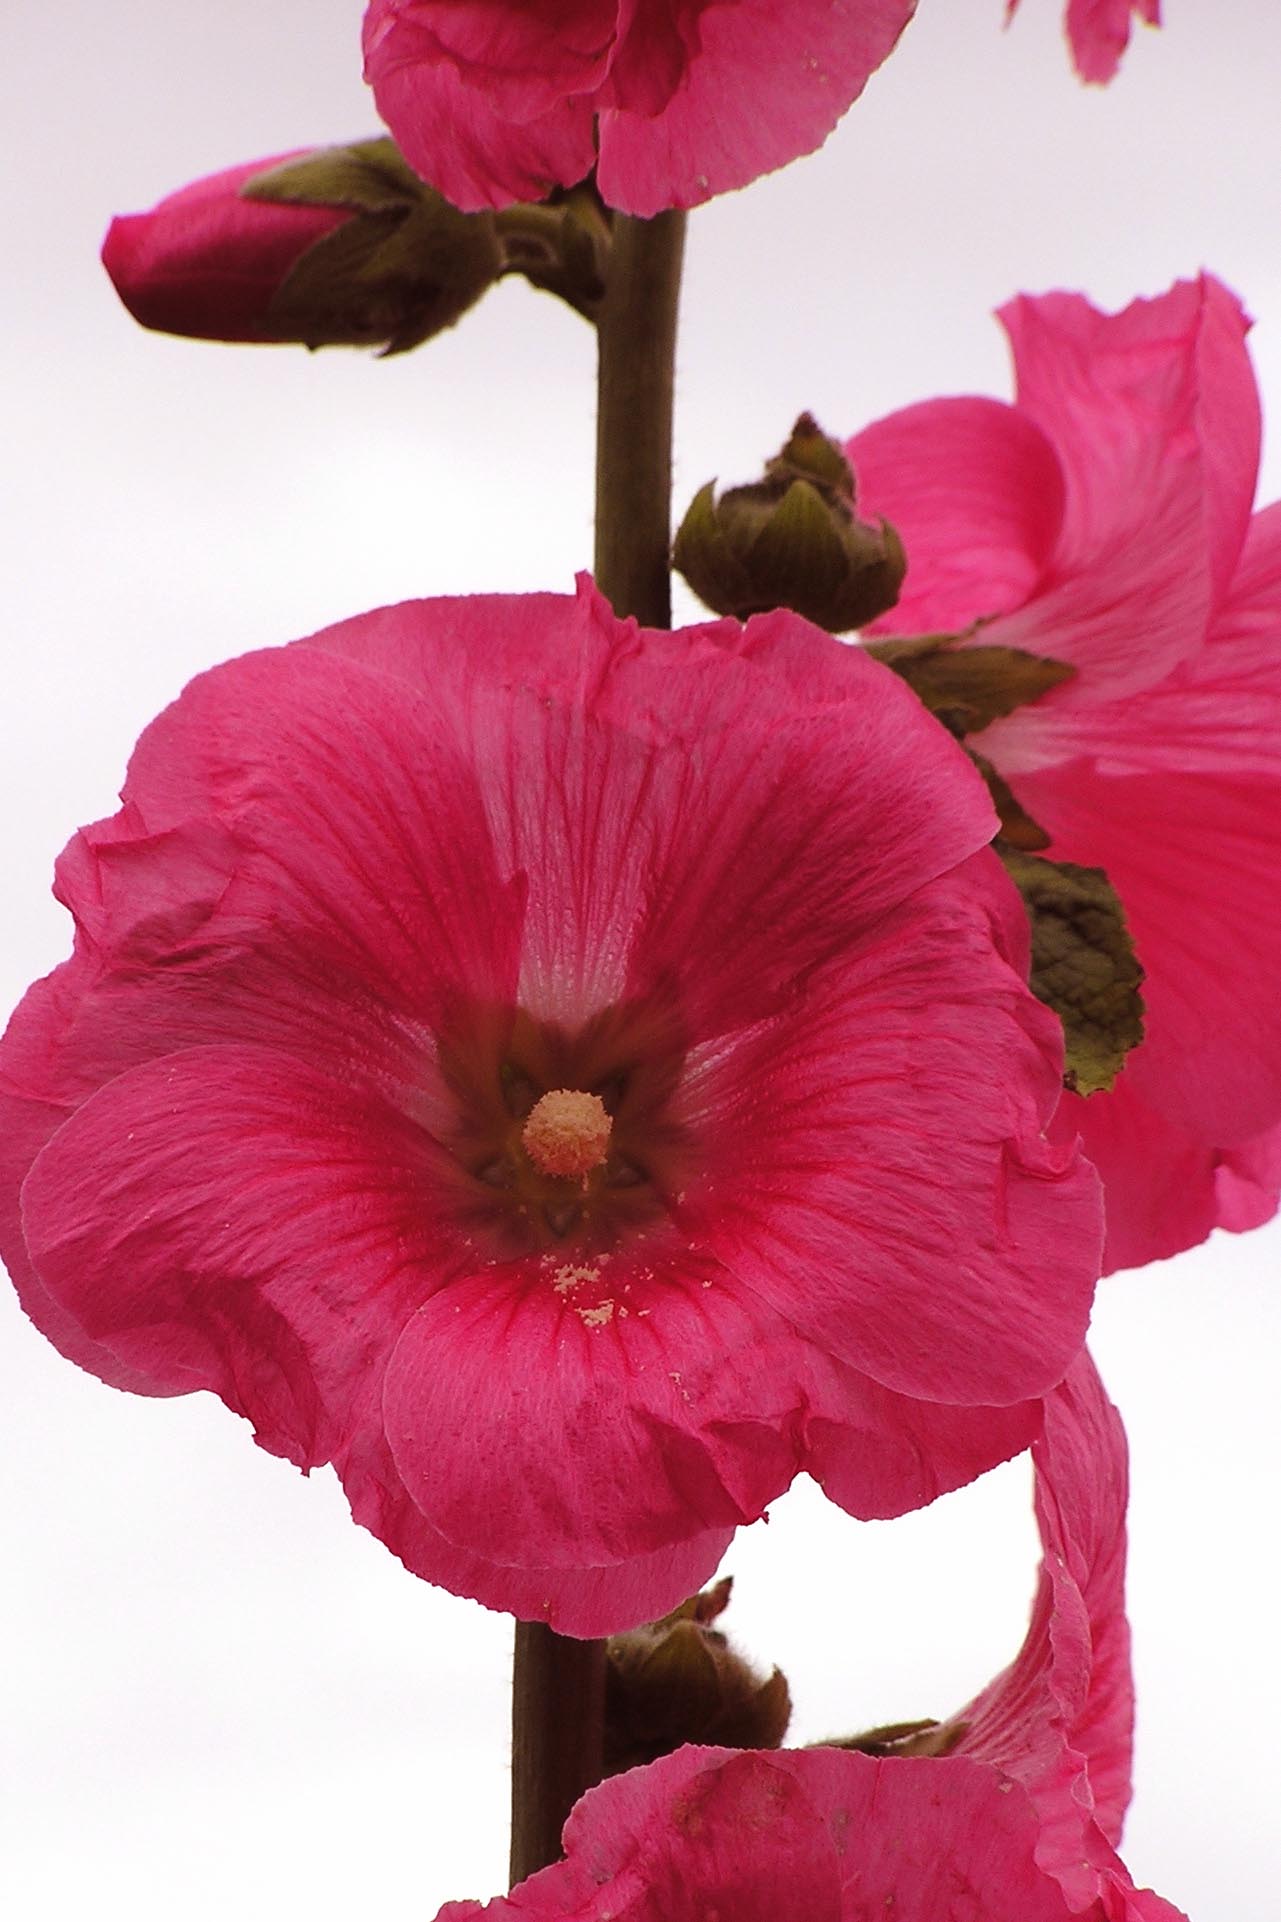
{"left": 522, "top": 1089, "right": 612, "bottom": 1178}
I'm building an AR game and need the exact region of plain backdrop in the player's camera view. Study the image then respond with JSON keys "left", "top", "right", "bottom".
{"left": 2, "top": 4, "right": 1279, "bottom": 1918}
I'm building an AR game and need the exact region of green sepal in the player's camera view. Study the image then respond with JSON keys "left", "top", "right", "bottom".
{"left": 243, "top": 138, "right": 428, "bottom": 215}
{"left": 866, "top": 634, "right": 1077, "bottom": 737}
{"left": 999, "top": 849, "right": 1146, "bottom": 1095}
{"left": 969, "top": 751, "right": 1052, "bottom": 852}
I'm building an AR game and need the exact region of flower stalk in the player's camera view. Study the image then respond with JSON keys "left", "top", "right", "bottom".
{"left": 593, "top": 210, "right": 687, "bottom": 625}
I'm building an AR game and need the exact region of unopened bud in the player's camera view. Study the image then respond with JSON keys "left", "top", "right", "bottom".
{"left": 102, "top": 138, "right": 503, "bottom": 355}
{"left": 674, "top": 413, "right": 907, "bottom": 632}
{"left": 604, "top": 1577, "right": 791, "bottom": 1774}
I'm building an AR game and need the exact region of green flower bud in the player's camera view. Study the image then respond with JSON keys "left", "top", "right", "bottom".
{"left": 673, "top": 414, "right": 906, "bottom": 632}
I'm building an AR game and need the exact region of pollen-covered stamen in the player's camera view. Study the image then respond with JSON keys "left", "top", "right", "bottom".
{"left": 522, "top": 1088, "right": 612, "bottom": 1179}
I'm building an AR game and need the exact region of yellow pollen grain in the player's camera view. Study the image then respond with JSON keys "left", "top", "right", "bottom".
{"left": 579, "top": 1301, "right": 615, "bottom": 1329}
{"left": 522, "top": 1088, "right": 612, "bottom": 1178}
{"left": 551, "top": 1262, "right": 600, "bottom": 1296}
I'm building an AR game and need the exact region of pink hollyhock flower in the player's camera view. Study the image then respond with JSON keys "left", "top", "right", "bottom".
{"left": 361, "top": 0, "right": 919, "bottom": 216}
{"left": 1007, "top": 1, "right": 1161, "bottom": 84}
{"left": 0, "top": 579, "right": 1101, "bottom": 1635}
{"left": 846, "top": 274, "right": 1281, "bottom": 1273}
{"left": 435, "top": 1356, "right": 1183, "bottom": 1922}
{"left": 101, "top": 141, "right": 501, "bottom": 351}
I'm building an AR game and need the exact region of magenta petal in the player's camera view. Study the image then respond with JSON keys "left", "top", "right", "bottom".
{"left": 1062, "top": 0, "right": 1162, "bottom": 84}
{"left": 957, "top": 1354, "right": 1134, "bottom": 1898}
{"left": 364, "top": 11, "right": 597, "bottom": 210}
{"left": 20, "top": 1046, "right": 451, "bottom": 1465}
{"left": 443, "top": 1747, "right": 1115, "bottom": 1922}
{"left": 596, "top": 0, "right": 918, "bottom": 216}
{"left": 851, "top": 396, "right": 1068, "bottom": 636}
{"left": 682, "top": 854, "right": 1101, "bottom": 1406}
{"left": 380, "top": 1258, "right": 802, "bottom": 1569}
{"left": 338, "top": 1411, "right": 734, "bottom": 1636}
{"left": 987, "top": 278, "right": 1258, "bottom": 693}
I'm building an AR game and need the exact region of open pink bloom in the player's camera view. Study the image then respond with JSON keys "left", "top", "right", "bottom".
{"left": 1006, "top": 2, "right": 1161, "bottom": 83}
{"left": 847, "top": 275, "right": 1281, "bottom": 1273}
{"left": 361, "top": 0, "right": 918, "bottom": 215}
{"left": 0, "top": 579, "right": 1101, "bottom": 1635}
{"left": 436, "top": 1355, "right": 1183, "bottom": 1922}
{"left": 102, "top": 152, "right": 349, "bottom": 343}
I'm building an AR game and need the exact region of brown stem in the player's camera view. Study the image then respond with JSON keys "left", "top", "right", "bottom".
{"left": 509, "top": 1623, "right": 607, "bottom": 1887}
{"left": 593, "top": 209, "right": 687, "bottom": 626}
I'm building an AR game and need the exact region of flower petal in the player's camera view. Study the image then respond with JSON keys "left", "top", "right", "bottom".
{"left": 982, "top": 278, "right": 1258, "bottom": 695}
{"left": 850, "top": 396, "right": 1068, "bottom": 635}
{"left": 677, "top": 852, "right": 1101, "bottom": 1405}
{"left": 596, "top": 0, "right": 918, "bottom": 216}
{"left": 338, "top": 1406, "right": 735, "bottom": 1635}
{"left": 380, "top": 1255, "right": 805, "bottom": 1569}
{"left": 20, "top": 1046, "right": 453, "bottom": 1465}
{"left": 363, "top": 2, "right": 600, "bottom": 209}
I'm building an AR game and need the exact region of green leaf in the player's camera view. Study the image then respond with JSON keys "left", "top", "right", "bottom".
{"left": 999, "top": 850, "right": 1145, "bottom": 1095}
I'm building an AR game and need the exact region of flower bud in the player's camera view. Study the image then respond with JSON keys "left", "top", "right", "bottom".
{"left": 604, "top": 1577, "right": 791, "bottom": 1774}
{"left": 673, "top": 413, "right": 907, "bottom": 632}
{"left": 101, "top": 138, "right": 504, "bottom": 354}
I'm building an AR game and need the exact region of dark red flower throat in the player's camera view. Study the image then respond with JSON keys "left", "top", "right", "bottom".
{"left": 442, "top": 1000, "right": 689, "bottom": 1257}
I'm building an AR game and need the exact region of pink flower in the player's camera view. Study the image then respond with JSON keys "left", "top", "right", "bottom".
{"left": 361, "top": 1, "right": 919, "bottom": 216}
{"left": 845, "top": 276, "right": 1281, "bottom": 1273}
{"left": 0, "top": 579, "right": 1101, "bottom": 1635}
{"left": 435, "top": 1357, "right": 1184, "bottom": 1922}
{"left": 101, "top": 140, "right": 501, "bottom": 351}
{"left": 1007, "top": 1, "right": 1162, "bottom": 84}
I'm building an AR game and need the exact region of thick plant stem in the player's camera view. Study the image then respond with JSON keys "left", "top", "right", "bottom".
{"left": 508, "top": 209, "right": 687, "bottom": 1893}
{"left": 509, "top": 1623, "right": 607, "bottom": 1887}
{"left": 594, "top": 209, "right": 687, "bottom": 626}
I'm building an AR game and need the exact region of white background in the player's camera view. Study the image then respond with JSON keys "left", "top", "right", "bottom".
{"left": 2, "top": 3, "right": 1279, "bottom": 1917}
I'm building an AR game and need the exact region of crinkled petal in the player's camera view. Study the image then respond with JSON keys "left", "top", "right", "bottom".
{"left": 985, "top": 277, "right": 1258, "bottom": 694}
{"left": 957, "top": 1355, "right": 1133, "bottom": 1895}
{"left": 677, "top": 852, "right": 1101, "bottom": 1406}
{"left": 338, "top": 1408, "right": 735, "bottom": 1635}
{"left": 596, "top": 0, "right": 919, "bottom": 216}
{"left": 1048, "top": 1077, "right": 1223, "bottom": 1276}
{"left": 849, "top": 396, "right": 1068, "bottom": 635}
{"left": 0, "top": 966, "right": 183, "bottom": 1394}
{"left": 20, "top": 1046, "right": 453, "bottom": 1465}
{"left": 311, "top": 583, "right": 1002, "bottom": 1038}
{"left": 1216, "top": 1122, "right": 1281, "bottom": 1235}
{"left": 443, "top": 1746, "right": 1119, "bottom": 1922}
{"left": 380, "top": 1254, "right": 803, "bottom": 1569}
{"left": 363, "top": 3, "right": 598, "bottom": 210}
